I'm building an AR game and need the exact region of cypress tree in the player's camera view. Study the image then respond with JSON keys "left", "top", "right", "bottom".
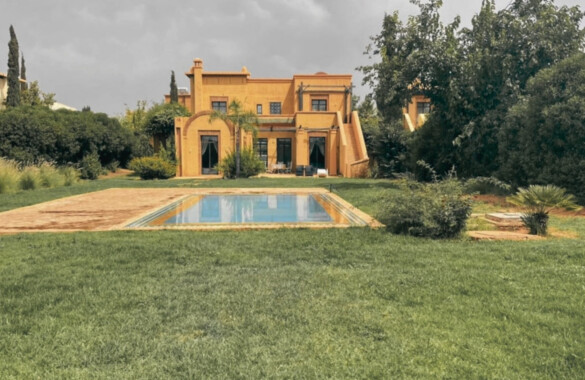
{"left": 6, "top": 25, "right": 20, "bottom": 107}
{"left": 170, "top": 70, "right": 178, "bottom": 103}
{"left": 20, "top": 54, "right": 27, "bottom": 91}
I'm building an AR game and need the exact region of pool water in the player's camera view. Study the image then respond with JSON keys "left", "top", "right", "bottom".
{"left": 127, "top": 193, "right": 368, "bottom": 227}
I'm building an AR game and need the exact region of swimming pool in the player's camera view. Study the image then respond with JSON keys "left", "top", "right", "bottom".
{"left": 127, "top": 192, "right": 371, "bottom": 228}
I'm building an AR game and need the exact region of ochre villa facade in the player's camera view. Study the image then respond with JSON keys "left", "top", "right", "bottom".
{"left": 167, "top": 59, "right": 369, "bottom": 177}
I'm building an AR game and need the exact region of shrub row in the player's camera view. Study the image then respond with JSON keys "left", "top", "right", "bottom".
{"left": 0, "top": 106, "right": 135, "bottom": 169}
{"left": 0, "top": 158, "right": 80, "bottom": 194}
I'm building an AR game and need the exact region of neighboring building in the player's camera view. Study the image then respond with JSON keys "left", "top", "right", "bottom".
{"left": 0, "top": 72, "right": 28, "bottom": 110}
{"left": 50, "top": 102, "right": 77, "bottom": 111}
{"left": 403, "top": 94, "right": 431, "bottom": 132}
{"left": 0, "top": 72, "right": 8, "bottom": 109}
{"left": 166, "top": 58, "right": 369, "bottom": 177}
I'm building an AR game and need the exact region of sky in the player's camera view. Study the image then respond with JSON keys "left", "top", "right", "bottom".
{"left": 1, "top": 0, "right": 583, "bottom": 116}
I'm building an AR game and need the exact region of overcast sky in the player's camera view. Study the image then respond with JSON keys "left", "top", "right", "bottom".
{"left": 1, "top": 0, "right": 582, "bottom": 115}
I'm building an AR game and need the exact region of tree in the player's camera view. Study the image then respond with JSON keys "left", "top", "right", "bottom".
{"left": 20, "top": 54, "right": 27, "bottom": 91}
{"left": 143, "top": 102, "right": 190, "bottom": 150}
{"left": 119, "top": 100, "right": 152, "bottom": 158}
{"left": 358, "top": 0, "right": 460, "bottom": 123}
{"left": 361, "top": 0, "right": 585, "bottom": 178}
{"left": 498, "top": 53, "right": 585, "bottom": 202}
{"left": 209, "top": 99, "right": 258, "bottom": 178}
{"left": 356, "top": 95, "right": 407, "bottom": 177}
{"left": 20, "top": 81, "right": 55, "bottom": 107}
{"left": 6, "top": 25, "right": 20, "bottom": 107}
{"left": 169, "top": 71, "right": 178, "bottom": 104}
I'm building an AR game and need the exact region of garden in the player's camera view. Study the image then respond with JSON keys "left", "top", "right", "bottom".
{"left": 1, "top": 174, "right": 584, "bottom": 378}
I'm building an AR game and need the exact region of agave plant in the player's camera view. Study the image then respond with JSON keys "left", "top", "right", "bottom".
{"left": 507, "top": 185, "right": 582, "bottom": 236}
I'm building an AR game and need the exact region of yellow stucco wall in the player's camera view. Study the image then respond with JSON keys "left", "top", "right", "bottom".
{"left": 175, "top": 113, "right": 233, "bottom": 177}
{"left": 403, "top": 95, "right": 431, "bottom": 131}
{"left": 0, "top": 76, "right": 8, "bottom": 110}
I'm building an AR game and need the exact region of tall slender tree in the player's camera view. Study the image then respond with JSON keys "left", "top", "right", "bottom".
{"left": 20, "top": 54, "right": 27, "bottom": 91}
{"left": 6, "top": 25, "right": 20, "bottom": 107}
{"left": 169, "top": 70, "right": 178, "bottom": 103}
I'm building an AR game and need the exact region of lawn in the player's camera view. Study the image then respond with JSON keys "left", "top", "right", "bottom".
{"left": 1, "top": 176, "right": 584, "bottom": 378}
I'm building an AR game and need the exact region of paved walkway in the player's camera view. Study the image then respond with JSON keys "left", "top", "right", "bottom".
{"left": 0, "top": 188, "right": 199, "bottom": 234}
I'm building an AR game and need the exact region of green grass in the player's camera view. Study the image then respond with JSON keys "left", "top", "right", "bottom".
{"left": 1, "top": 176, "right": 584, "bottom": 378}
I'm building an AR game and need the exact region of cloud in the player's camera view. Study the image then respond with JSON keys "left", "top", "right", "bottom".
{"left": 36, "top": 43, "right": 96, "bottom": 68}
{"left": 281, "top": 0, "right": 329, "bottom": 22}
{"left": 114, "top": 5, "right": 147, "bottom": 25}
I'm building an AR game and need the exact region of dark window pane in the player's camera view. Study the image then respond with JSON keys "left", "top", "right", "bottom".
{"left": 257, "top": 104, "right": 262, "bottom": 115}
{"left": 254, "top": 138, "right": 268, "bottom": 168}
{"left": 277, "top": 138, "right": 292, "bottom": 164}
{"left": 270, "top": 102, "right": 281, "bottom": 114}
{"left": 417, "top": 101, "right": 430, "bottom": 114}
{"left": 311, "top": 99, "right": 327, "bottom": 111}
{"left": 212, "top": 101, "right": 227, "bottom": 113}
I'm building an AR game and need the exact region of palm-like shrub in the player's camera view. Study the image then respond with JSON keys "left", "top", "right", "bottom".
{"left": 507, "top": 185, "right": 582, "bottom": 235}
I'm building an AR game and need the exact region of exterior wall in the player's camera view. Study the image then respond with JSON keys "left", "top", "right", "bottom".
{"left": 0, "top": 75, "right": 7, "bottom": 110}
{"left": 164, "top": 93, "right": 191, "bottom": 109}
{"left": 175, "top": 112, "right": 233, "bottom": 177}
{"left": 0, "top": 73, "right": 29, "bottom": 110}
{"left": 170, "top": 59, "right": 368, "bottom": 177}
{"left": 403, "top": 94, "right": 431, "bottom": 131}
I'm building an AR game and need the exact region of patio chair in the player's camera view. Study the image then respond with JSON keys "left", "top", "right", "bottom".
{"left": 305, "top": 165, "right": 313, "bottom": 176}
{"left": 296, "top": 165, "right": 304, "bottom": 176}
{"left": 285, "top": 162, "right": 292, "bottom": 174}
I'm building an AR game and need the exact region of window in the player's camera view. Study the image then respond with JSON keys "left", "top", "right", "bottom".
{"left": 212, "top": 101, "right": 227, "bottom": 113}
{"left": 254, "top": 138, "right": 268, "bottom": 168}
{"left": 311, "top": 99, "right": 327, "bottom": 111}
{"left": 257, "top": 104, "right": 263, "bottom": 115}
{"left": 277, "top": 138, "right": 292, "bottom": 164}
{"left": 417, "top": 101, "right": 431, "bottom": 115}
{"left": 270, "top": 102, "right": 281, "bottom": 115}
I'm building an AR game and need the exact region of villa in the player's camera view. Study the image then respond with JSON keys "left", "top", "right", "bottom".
{"left": 166, "top": 59, "right": 369, "bottom": 177}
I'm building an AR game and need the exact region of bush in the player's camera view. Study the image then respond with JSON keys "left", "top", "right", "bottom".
{"left": 79, "top": 152, "right": 103, "bottom": 180}
{"left": 217, "top": 148, "right": 265, "bottom": 179}
{"left": 19, "top": 166, "right": 42, "bottom": 190}
{"left": 39, "top": 162, "right": 65, "bottom": 188}
{"left": 377, "top": 179, "right": 473, "bottom": 239}
{"left": 0, "top": 106, "right": 137, "bottom": 169}
{"left": 463, "top": 176, "right": 511, "bottom": 195}
{"left": 129, "top": 156, "right": 176, "bottom": 180}
{"left": 0, "top": 158, "right": 20, "bottom": 194}
{"left": 0, "top": 158, "right": 79, "bottom": 193}
{"left": 105, "top": 160, "right": 120, "bottom": 173}
{"left": 59, "top": 166, "right": 80, "bottom": 186}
